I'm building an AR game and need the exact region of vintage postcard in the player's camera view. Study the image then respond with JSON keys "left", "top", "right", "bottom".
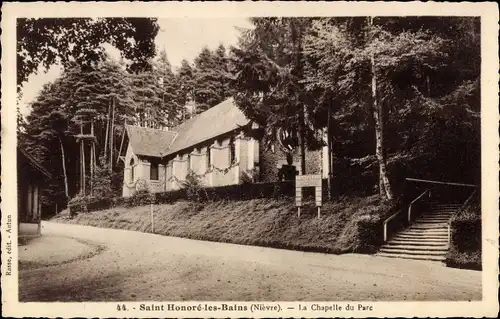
{"left": 1, "top": 1, "right": 499, "bottom": 318}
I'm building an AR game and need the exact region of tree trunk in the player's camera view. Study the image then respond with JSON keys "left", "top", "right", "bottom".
{"left": 110, "top": 97, "right": 116, "bottom": 172}
{"left": 290, "top": 19, "right": 307, "bottom": 175}
{"left": 90, "top": 121, "right": 95, "bottom": 196}
{"left": 58, "top": 137, "right": 69, "bottom": 199}
{"left": 104, "top": 99, "right": 111, "bottom": 159}
{"left": 299, "top": 104, "right": 307, "bottom": 175}
{"left": 327, "top": 103, "right": 332, "bottom": 200}
{"left": 369, "top": 16, "right": 394, "bottom": 201}
{"left": 80, "top": 124, "right": 86, "bottom": 195}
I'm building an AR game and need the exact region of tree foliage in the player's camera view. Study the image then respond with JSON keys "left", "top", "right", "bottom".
{"left": 20, "top": 17, "right": 481, "bottom": 208}
{"left": 17, "top": 18, "right": 160, "bottom": 93}
{"left": 230, "top": 18, "right": 322, "bottom": 160}
{"left": 192, "top": 46, "right": 232, "bottom": 115}
{"left": 231, "top": 17, "right": 480, "bottom": 199}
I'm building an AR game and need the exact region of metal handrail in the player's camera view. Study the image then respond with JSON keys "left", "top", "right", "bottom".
{"left": 447, "top": 189, "right": 477, "bottom": 245}
{"left": 405, "top": 178, "right": 478, "bottom": 188}
{"left": 383, "top": 189, "right": 429, "bottom": 242}
{"left": 383, "top": 209, "right": 402, "bottom": 242}
{"left": 408, "top": 189, "right": 430, "bottom": 222}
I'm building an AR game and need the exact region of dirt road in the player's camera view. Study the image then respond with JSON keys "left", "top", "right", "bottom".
{"left": 19, "top": 221, "right": 481, "bottom": 301}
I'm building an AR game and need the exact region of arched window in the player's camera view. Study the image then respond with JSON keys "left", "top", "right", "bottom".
{"left": 207, "top": 146, "right": 211, "bottom": 170}
{"left": 129, "top": 157, "right": 135, "bottom": 182}
{"left": 229, "top": 137, "right": 236, "bottom": 164}
{"left": 187, "top": 154, "right": 191, "bottom": 172}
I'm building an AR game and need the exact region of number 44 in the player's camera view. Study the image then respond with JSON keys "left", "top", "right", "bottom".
{"left": 117, "top": 304, "right": 128, "bottom": 311}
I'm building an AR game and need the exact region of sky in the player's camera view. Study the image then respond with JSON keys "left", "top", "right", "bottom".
{"left": 18, "top": 17, "right": 254, "bottom": 116}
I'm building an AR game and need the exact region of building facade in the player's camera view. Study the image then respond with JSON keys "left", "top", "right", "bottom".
{"left": 120, "top": 98, "right": 329, "bottom": 197}
{"left": 18, "top": 148, "right": 51, "bottom": 238}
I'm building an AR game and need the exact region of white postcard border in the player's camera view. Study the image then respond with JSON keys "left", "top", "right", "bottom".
{"left": 1, "top": 2, "right": 498, "bottom": 318}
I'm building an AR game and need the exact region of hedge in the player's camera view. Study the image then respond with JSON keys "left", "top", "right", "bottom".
{"left": 446, "top": 202, "right": 481, "bottom": 270}
{"left": 449, "top": 218, "right": 481, "bottom": 252}
{"left": 69, "top": 181, "right": 300, "bottom": 215}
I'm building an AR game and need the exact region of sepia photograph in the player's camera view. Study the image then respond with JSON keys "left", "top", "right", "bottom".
{"left": 1, "top": 2, "right": 498, "bottom": 318}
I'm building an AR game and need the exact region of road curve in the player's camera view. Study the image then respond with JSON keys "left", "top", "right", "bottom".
{"left": 19, "top": 221, "right": 481, "bottom": 301}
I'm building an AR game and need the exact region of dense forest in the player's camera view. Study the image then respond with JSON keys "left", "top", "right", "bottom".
{"left": 17, "top": 17, "right": 480, "bottom": 210}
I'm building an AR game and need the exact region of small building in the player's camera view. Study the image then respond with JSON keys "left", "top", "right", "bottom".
{"left": 18, "top": 148, "right": 52, "bottom": 238}
{"left": 119, "top": 98, "right": 330, "bottom": 196}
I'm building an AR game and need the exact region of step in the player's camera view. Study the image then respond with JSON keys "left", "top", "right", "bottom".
{"left": 402, "top": 233, "right": 448, "bottom": 238}
{"left": 398, "top": 229, "right": 448, "bottom": 234}
{"left": 414, "top": 220, "right": 449, "bottom": 224}
{"left": 392, "top": 235, "right": 448, "bottom": 241}
{"left": 391, "top": 234, "right": 448, "bottom": 240}
{"left": 423, "top": 217, "right": 451, "bottom": 220}
{"left": 379, "top": 247, "right": 447, "bottom": 255}
{"left": 388, "top": 239, "right": 448, "bottom": 246}
{"left": 382, "top": 244, "right": 448, "bottom": 251}
{"left": 410, "top": 224, "right": 448, "bottom": 229}
{"left": 376, "top": 252, "right": 446, "bottom": 262}
{"left": 402, "top": 229, "right": 448, "bottom": 234}
{"left": 431, "top": 206, "right": 461, "bottom": 209}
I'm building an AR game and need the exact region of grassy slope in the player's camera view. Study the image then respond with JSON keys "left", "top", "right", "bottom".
{"left": 52, "top": 195, "right": 389, "bottom": 254}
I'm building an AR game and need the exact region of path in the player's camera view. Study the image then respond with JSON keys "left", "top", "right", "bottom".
{"left": 19, "top": 221, "right": 481, "bottom": 301}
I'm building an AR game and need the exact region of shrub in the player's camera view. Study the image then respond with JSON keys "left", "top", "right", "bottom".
{"left": 446, "top": 202, "right": 481, "bottom": 270}
{"left": 135, "top": 178, "right": 150, "bottom": 193}
{"left": 68, "top": 181, "right": 297, "bottom": 214}
{"left": 180, "top": 171, "right": 205, "bottom": 201}
{"left": 68, "top": 194, "right": 113, "bottom": 216}
{"left": 355, "top": 214, "right": 385, "bottom": 253}
{"left": 126, "top": 188, "right": 155, "bottom": 207}
{"left": 92, "top": 159, "right": 115, "bottom": 199}
{"left": 241, "top": 168, "right": 259, "bottom": 184}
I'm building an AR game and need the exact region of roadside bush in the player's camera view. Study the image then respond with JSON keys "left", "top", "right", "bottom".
{"left": 125, "top": 188, "right": 155, "bottom": 207}
{"left": 241, "top": 168, "right": 259, "bottom": 184}
{"left": 68, "top": 181, "right": 297, "bottom": 214}
{"left": 355, "top": 214, "right": 385, "bottom": 253}
{"left": 446, "top": 202, "right": 481, "bottom": 270}
{"left": 68, "top": 194, "right": 112, "bottom": 216}
{"left": 180, "top": 171, "right": 205, "bottom": 201}
{"left": 335, "top": 199, "right": 395, "bottom": 253}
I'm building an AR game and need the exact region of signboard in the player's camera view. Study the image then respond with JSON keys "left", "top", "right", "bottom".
{"left": 295, "top": 174, "right": 322, "bottom": 218}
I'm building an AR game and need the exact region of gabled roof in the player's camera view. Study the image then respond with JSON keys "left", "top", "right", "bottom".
{"left": 125, "top": 125, "right": 177, "bottom": 157}
{"left": 125, "top": 98, "right": 250, "bottom": 158}
{"left": 165, "top": 98, "right": 249, "bottom": 155}
{"left": 18, "top": 148, "right": 52, "bottom": 179}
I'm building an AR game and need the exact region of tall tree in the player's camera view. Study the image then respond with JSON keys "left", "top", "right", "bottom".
{"left": 177, "top": 59, "right": 196, "bottom": 118}
{"left": 154, "top": 49, "right": 184, "bottom": 127}
{"left": 213, "top": 44, "right": 233, "bottom": 101}
{"left": 192, "top": 47, "right": 223, "bottom": 114}
{"left": 129, "top": 69, "right": 164, "bottom": 129}
{"left": 230, "top": 18, "right": 320, "bottom": 174}
{"left": 302, "top": 17, "right": 472, "bottom": 200}
{"left": 24, "top": 83, "right": 72, "bottom": 200}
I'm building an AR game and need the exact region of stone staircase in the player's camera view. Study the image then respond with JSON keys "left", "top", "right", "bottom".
{"left": 377, "top": 201, "right": 462, "bottom": 262}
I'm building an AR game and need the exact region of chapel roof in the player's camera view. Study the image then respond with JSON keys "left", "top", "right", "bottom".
{"left": 125, "top": 97, "right": 250, "bottom": 158}
{"left": 125, "top": 125, "right": 178, "bottom": 157}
